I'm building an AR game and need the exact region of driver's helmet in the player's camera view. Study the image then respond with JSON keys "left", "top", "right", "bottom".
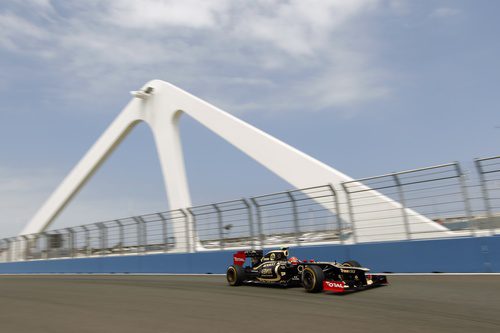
{"left": 288, "top": 256, "right": 299, "bottom": 265}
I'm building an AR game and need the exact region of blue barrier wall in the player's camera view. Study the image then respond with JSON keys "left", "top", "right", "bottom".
{"left": 0, "top": 235, "right": 499, "bottom": 274}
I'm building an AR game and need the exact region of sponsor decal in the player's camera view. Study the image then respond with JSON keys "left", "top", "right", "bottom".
{"left": 233, "top": 251, "right": 246, "bottom": 266}
{"left": 261, "top": 268, "right": 273, "bottom": 275}
{"left": 257, "top": 262, "right": 282, "bottom": 282}
{"left": 252, "top": 262, "right": 274, "bottom": 270}
{"left": 341, "top": 269, "right": 355, "bottom": 274}
{"left": 323, "top": 280, "right": 345, "bottom": 292}
{"left": 325, "top": 281, "right": 344, "bottom": 288}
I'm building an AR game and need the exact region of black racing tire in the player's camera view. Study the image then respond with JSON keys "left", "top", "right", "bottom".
{"left": 302, "top": 265, "right": 324, "bottom": 293}
{"left": 226, "top": 265, "right": 246, "bottom": 286}
{"left": 343, "top": 260, "right": 361, "bottom": 267}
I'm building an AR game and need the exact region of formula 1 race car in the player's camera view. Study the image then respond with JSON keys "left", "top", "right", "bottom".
{"left": 226, "top": 248, "right": 388, "bottom": 293}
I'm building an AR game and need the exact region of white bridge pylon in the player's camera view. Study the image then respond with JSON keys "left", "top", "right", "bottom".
{"left": 21, "top": 80, "right": 448, "bottom": 250}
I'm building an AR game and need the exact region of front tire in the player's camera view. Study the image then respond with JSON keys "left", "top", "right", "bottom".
{"left": 302, "top": 266, "right": 324, "bottom": 293}
{"left": 226, "top": 265, "right": 246, "bottom": 286}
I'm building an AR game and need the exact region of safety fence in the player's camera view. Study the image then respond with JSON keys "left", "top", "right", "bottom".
{"left": 342, "top": 163, "right": 471, "bottom": 241}
{"left": 1, "top": 155, "right": 499, "bottom": 262}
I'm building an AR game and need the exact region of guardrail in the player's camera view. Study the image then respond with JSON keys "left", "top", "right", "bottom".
{"left": 342, "top": 162, "right": 472, "bottom": 241}
{"left": 1, "top": 155, "right": 500, "bottom": 263}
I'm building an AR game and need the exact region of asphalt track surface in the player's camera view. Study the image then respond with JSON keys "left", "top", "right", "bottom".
{"left": 0, "top": 275, "right": 499, "bottom": 333}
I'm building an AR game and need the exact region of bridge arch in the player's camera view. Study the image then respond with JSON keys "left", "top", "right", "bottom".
{"left": 21, "top": 80, "right": 447, "bottom": 251}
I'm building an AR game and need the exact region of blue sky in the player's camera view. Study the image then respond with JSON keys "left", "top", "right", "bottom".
{"left": 0, "top": 0, "right": 499, "bottom": 236}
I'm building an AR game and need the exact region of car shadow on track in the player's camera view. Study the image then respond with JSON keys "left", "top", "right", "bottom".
{"left": 324, "top": 284, "right": 388, "bottom": 297}
{"left": 240, "top": 282, "right": 387, "bottom": 296}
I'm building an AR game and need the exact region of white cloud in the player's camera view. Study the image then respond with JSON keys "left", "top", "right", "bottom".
{"left": 302, "top": 66, "right": 390, "bottom": 111}
{"left": 0, "top": 0, "right": 390, "bottom": 113}
{"left": 27, "top": 0, "right": 52, "bottom": 9}
{"left": 105, "top": 0, "right": 231, "bottom": 29}
{"left": 0, "top": 13, "right": 47, "bottom": 51}
{"left": 233, "top": 0, "right": 375, "bottom": 57}
{"left": 430, "top": 7, "right": 461, "bottom": 19}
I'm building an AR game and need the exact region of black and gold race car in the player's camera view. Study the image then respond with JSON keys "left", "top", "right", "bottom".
{"left": 226, "top": 248, "right": 388, "bottom": 293}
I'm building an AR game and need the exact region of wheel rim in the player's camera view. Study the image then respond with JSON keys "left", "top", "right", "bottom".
{"left": 227, "top": 268, "right": 236, "bottom": 283}
{"left": 303, "top": 270, "right": 315, "bottom": 289}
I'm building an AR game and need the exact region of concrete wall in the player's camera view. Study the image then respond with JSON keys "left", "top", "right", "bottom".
{"left": 0, "top": 236, "right": 499, "bottom": 274}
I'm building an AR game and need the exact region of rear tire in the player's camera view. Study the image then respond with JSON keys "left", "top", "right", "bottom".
{"left": 343, "top": 260, "right": 361, "bottom": 267}
{"left": 302, "top": 266, "right": 324, "bottom": 293}
{"left": 226, "top": 265, "right": 246, "bottom": 286}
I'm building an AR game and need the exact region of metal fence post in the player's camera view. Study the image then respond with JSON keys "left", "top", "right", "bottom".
{"left": 393, "top": 173, "right": 412, "bottom": 240}
{"left": 140, "top": 216, "right": 147, "bottom": 252}
{"left": 454, "top": 162, "right": 475, "bottom": 236}
{"left": 5, "top": 238, "right": 11, "bottom": 262}
{"left": 250, "top": 197, "right": 264, "bottom": 248}
{"left": 134, "top": 216, "right": 145, "bottom": 253}
{"left": 12, "top": 237, "right": 18, "bottom": 262}
{"left": 181, "top": 209, "right": 192, "bottom": 253}
{"left": 10, "top": 238, "right": 15, "bottom": 262}
{"left": 475, "top": 159, "right": 495, "bottom": 235}
{"left": 0, "top": 239, "right": 5, "bottom": 263}
{"left": 2, "top": 239, "right": 8, "bottom": 262}
{"left": 10, "top": 237, "right": 17, "bottom": 261}
{"left": 13, "top": 237, "right": 18, "bottom": 261}
{"left": 328, "top": 184, "right": 344, "bottom": 245}
{"left": 45, "top": 233, "right": 52, "bottom": 259}
{"left": 340, "top": 182, "right": 357, "bottom": 244}
{"left": 20, "top": 235, "right": 28, "bottom": 261}
{"left": 113, "top": 220, "right": 124, "bottom": 254}
{"left": 9, "top": 238, "right": 14, "bottom": 262}
{"left": 286, "top": 191, "right": 300, "bottom": 245}
{"left": 158, "top": 213, "right": 168, "bottom": 252}
{"left": 56, "top": 231, "right": 63, "bottom": 258}
{"left": 67, "top": 228, "right": 75, "bottom": 258}
{"left": 212, "top": 204, "right": 225, "bottom": 250}
{"left": 82, "top": 226, "right": 90, "bottom": 256}
{"left": 243, "top": 199, "right": 256, "bottom": 249}
{"left": 40, "top": 233, "right": 47, "bottom": 259}
{"left": 32, "top": 234, "right": 39, "bottom": 260}
{"left": 98, "top": 223, "right": 107, "bottom": 255}
{"left": 18, "top": 236, "right": 24, "bottom": 261}
{"left": 0, "top": 239, "right": 4, "bottom": 262}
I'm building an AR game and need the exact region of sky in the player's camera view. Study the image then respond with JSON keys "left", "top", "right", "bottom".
{"left": 0, "top": 0, "right": 499, "bottom": 237}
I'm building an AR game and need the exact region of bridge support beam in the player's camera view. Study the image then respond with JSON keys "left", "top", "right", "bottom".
{"left": 20, "top": 80, "right": 448, "bottom": 253}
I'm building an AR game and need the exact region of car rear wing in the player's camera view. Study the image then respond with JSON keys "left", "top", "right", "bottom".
{"left": 233, "top": 251, "right": 246, "bottom": 266}
{"left": 233, "top": 250, "right": 263, "bottom": 266}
